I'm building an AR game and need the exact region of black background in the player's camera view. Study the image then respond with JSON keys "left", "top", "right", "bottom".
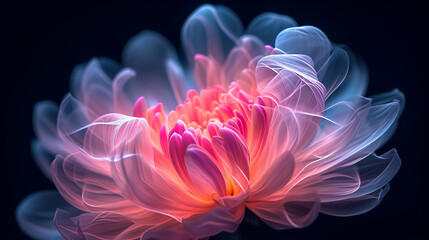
{"left": 3, "top": 0, "right": 428, "bottom": 239}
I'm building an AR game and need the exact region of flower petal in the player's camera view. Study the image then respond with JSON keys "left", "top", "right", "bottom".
{"left": 54, "top": 209, "right": 150, "bottom": 240}
{"left": 182, "top": 203, "right": 245, "bottom": 238}
{"left": 223, "top": 35, "right": 265, "bottom": 86}
{"left": 247, "top": 12, "right": 297, "bottom": 46}
{"left": 320, "top": 185, "right": 390, "bottom": 217}
{"left": 57, "top": 94, "right": 94, "bottom": 151}
{"left": 325, "top": 47, "right": 368, "bottom": 107}
{"left": 182, "top": 4, "right": 243, "bottom": 67}
{"left": 185, "top": 146, "right": 227, "bottom": 196}
{"left": 275, "top": 26, "right": 333, "bottom": 71}
{"left": 248, "top": 196, "right": 320, "bottom": 229}
{"left": 31, "top": 140, "right": 54, "bottom": 180}
{"left": 122, "top": 30, "right": 183, "bottom": 110}
{"left": 16, "top": 190, "right": 73, "bottom": 240}
{"left": 33, "top": 100, "right": 65, "bottom": 154}
{"left": 256, "top": 53, "right": 326, "bottom": 113}
{"left": 70, "top": 57, "right": 120, "bottom": 102}
{"left": 317, "top": 47, "right": 350, "bottom": 98}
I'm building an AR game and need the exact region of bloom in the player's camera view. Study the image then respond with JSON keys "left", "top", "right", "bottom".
{"left": 16, "top": 4, "right": 404, "bottom": 239}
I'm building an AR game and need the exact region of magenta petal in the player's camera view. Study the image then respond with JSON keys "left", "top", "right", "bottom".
{"left": 185, "top": 146, "right": 227, "bottom": 196}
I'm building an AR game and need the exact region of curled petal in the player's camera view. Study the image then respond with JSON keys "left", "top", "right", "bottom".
{"left": 317, "top": 47, "right": 350, "bottom": 98}
{"left": 33, "top": 100, "right": 65, "bottom": 154}
{"left": 57, "top": 94, "right": 93, "bottom": 152}
{"left": 54, "top": 209, "right": 150, "bottom": 240}
{"left": 122, "top": 30, "right": 182, "bottom": 110}
{"left": 256, "top": 53, "right": 326, "bottom": 113}
{"left": 275, "top": 26, "right": 332, "bottom": 71}
{"left": 223, "top": 35, "right": 265, "bottom": 86}
{"left": 321, "top": 185, "right": 390, "bottom": 217}
{"left": 70, "top": 57, "right": 120, "bottom": 102}
{"left": 31, "top": 140, "right": 54, "bottom": 180}
{"left": 182, "top": 203, "right": 245, "bottom": 238}
{"left": 182, "top": 4, "right": 243, "bottom": 67}
{"left": 16, "top": 190, "right": 74, "bottom": 240}
{"left": 248, "top": 195, "right": 320, "bottom": 229}
{"left": 247, "top": 12, "right": 297, "bottom": 46}
{"left": 185, "top": 146, "right": 227, "bottom": 197}
{"left": 326, "top": 47, "right": 368, "bottom": 107}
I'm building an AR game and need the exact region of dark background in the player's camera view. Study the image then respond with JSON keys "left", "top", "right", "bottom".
{"left": 3, "top": 0, "right": 428, "bottom": 239}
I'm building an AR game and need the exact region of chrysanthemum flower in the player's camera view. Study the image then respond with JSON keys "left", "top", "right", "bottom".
{"left": 16, "top": 4, "right": 404, "bottom": 240}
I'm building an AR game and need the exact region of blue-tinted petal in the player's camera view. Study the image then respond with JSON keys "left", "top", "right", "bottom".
{"left": 354, "top": 149, "right": 401, "bottom": 197}
{"left": 320, "top": 185, "right": 390, "bottom": 216}
{"left": 122, "top": 30, "right": 183, "bottom": 110}
{"left": 317, "top": 47, "right": 350, "bottom": 98}
{"left": 31, "top": 140, "right": 54, "bottom": 180}
{"left": 247, "top": 12, "right": 297, "bottom": 46}
{"left": 325, "top": 47, "right": 368, "bottom": 107}
{"left": 16, "top": 190, "right": 71, "bottom": 240}
{"left": 33, "top": 101, "right": 65, "bottom": 155}
{"left": 70, "top": 57, "right": 120, "bottom": 102}
{"left": 275, "top": 26, "right": 332, "bottom": 71}
{"left": 182, "top": 4, "right": 243, "bottom": 66}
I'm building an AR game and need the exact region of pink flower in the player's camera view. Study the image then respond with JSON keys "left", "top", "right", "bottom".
{"left": 17, "top": 4, "right": 404, "bottom": 240}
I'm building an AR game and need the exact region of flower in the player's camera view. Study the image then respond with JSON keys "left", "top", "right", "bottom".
{"left": 16, "top": 4, "right": 404, "bottom": 240}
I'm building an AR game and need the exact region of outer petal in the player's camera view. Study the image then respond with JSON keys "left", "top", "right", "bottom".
{"left": 54, "top": 210, "right": 152, "bottom": 240}
{"left": 31, "top": 140, "right": 54, "bottom": 180}
{"left": 317, "top": 47, "right": 350, "bottom": 98}
{"left": 256, "top": 53, "right": 326, "bottom": 112}
{"left": 182, "top": 202, "right": 245, "bottom": 238}
{"left": 33, "top": 100, "right": 65, "bottom": 155}
{"left": 275, "top": 26, "right": 332, "bottom": 71}
{"left": 57, "top": 94, "right": 94, "bottom": 152}
{"left": 325, "top": 47, "right": 368, "bottom": 107}
{"left": 247, "top": 12, "right": 298, "bottom": 46}
{"left": 16, "top": 190, "right": 75, "bottom": 240}
{"left": 182, "top": 4, "right": 243, "bottom": 67}
{"left": 122, "top": 30, "right": 185, "bottom": 110}
{"left": 70, "top": 57, "right": 121, "bottom": 102}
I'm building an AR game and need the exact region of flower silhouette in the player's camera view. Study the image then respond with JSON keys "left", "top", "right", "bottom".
{"left": 16, "top": 4, "right": 404, "bottom": 240}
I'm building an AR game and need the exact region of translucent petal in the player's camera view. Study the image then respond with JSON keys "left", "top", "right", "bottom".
{"left": 16, "top": 190, "right": 72, "bottom": 240}
{"left": 54, "top": 209, "right": 147, "bottom": 240}
{"left": 275, "top": 26, "right": 333, "bottom": 71}
{"left": 247, "top": 196, "right": 320, "bottom": 229}
{"left": 122, "top": 30, "right": 183, "bottom": 110}
{"left": 69, "top": 57, "right": 120, "bottom": 102}
{"left": 368, "top": 89, "right": 405, "bottom": 146}
{"left": 320, "top": 185, "right": 390, "bottom": 216}
{"left": 31, "top": 140, "right": 54, "bottom": 180}
{"left": 317, "top": 47, "right": 350, "bottom": 98}
{"left": 354, "top": 149, "right": 401, "bottom": 197}
{"left": 182, "top": 4, "right": 243, "bottom": 67}
{"left": 256, "top": 54, "right": 326, "bottom": 112}
{"left": 57, "top": 94, "right": 93, "bottom": 151}
{"left": 223, "top": 35, "right": 265, "bottom": 86}
{"left": 33, "top": 100, "right": 65, "bottom": 155}
{"left": 325, "top": 47, "right": 368, "bottom": 107}
{"left": 247, "top": 12, "right": 297, "bottom": 46}
{"left": 182, "top": 204, "right": 245, "bottom": 238}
